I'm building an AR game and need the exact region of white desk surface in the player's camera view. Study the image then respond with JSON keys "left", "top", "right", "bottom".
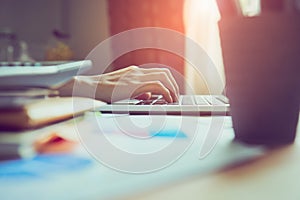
{"left": 130, "top": 140, "right": 300, "bottom": 200}
{"left": 0, "top": 113, "right": 299, "bottom": 200}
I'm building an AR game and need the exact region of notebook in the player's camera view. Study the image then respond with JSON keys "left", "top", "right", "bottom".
{"left": 98, "top": 94, "right": 230, "bottom": 115}
{"left": 0, "top": 60, "right": 92, "bottom": 88}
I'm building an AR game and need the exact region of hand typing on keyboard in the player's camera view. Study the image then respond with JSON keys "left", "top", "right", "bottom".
{"left": 57, "top": 65, "right": 179, "bottom": 103}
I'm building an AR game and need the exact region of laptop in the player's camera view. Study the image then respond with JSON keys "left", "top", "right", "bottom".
{"left": 0, "top": 60, "right": 92, "bottom": 88}
{"left": 99, "top": 94, "right": 230, "bottom": 116}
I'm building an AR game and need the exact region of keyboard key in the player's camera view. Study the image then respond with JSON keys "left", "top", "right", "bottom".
{"left": 215, "top": 96, "right": 229, "bottom": 104}
{"left": 153, "top": 99, "right": 168, "bottom": 105}
{"left": 137, "top": 100, "right": 153, "bottom": 105}
{"left": 195, "top": 96, "right": 209, "bottom": 105}
{"left": 204, "top": 96, "right": 224, "bottom": 105}
{"left": 181, "top": 96, "right": 195, "bottom": 105}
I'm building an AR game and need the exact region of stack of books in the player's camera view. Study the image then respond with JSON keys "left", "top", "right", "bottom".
{"left": 0, "top": 91, "right": 106, "bottom": 160}
{"left": 0, "top": 96, "right": 105, "bottom": 130}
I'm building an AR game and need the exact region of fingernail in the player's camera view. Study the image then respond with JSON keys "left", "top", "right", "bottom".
{"left": 169, "top": 95, "right": 173, "bottom": 103}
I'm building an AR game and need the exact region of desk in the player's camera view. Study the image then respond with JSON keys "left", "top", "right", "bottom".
{"left": 131, "top": 130, "right": 300, "bottom": 200}
{"left": 0, "top": 114, "right": 299, "bottom": 200}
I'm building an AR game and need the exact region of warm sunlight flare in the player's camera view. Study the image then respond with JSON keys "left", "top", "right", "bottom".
{"left": 184, "top": 0, "right": 224, "bottom": 95}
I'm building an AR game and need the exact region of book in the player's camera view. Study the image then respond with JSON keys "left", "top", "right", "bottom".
{"left": 0, "top": 97, "right": 106, "bottom": 130}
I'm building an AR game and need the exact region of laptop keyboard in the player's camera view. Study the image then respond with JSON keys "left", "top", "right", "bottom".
{"left": 116, "top": 95, "right": 229, "bottom": 106}
{"left": 178, "top": 95, "right": 228, "bottom": 105}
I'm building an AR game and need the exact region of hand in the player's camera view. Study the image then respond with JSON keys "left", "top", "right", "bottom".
{"left": 57, "top": 66, "right": 179, "bottom": 103}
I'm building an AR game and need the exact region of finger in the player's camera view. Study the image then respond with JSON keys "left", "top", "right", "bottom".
{"left": 142, "top": 68, "right": 179, "bottom": 97}
{"left": 138, "top": 72, "right": 178, "bottom": 102}
{"left": 133, "top": 81, "right": 173, "bottom": 103}
{"left": 142, "top": 68, "right": 179, "bottom": 95}
{"left": 135, "top": 92, "right": 152, "bottom": 100}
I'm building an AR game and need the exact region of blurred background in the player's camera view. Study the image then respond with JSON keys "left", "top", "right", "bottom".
{"left": 0, "top": 0, "right": 225, "bottom": 94}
